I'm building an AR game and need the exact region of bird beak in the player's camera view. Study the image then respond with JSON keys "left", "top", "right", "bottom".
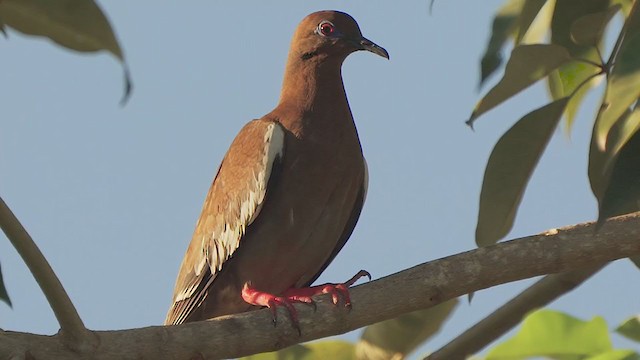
{"left": 356, "top": 37, "right": 389, "bottom": 59}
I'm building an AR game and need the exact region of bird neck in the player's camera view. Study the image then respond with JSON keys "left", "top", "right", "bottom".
{"left": 275, "top": 55, "right": 349, "bottom": 119}
{"left": 265, "top": 53, "right": 362, "bottom": 158}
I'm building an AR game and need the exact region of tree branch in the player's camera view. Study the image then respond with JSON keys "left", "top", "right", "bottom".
{"left": 425, "top": 264, "right": 605, "bottom": 359}
{"left": 0, "top": 196, "right": 96, "bottom": 351}
{"left": 2, "top": 212, "right": 640, "bottom": 359}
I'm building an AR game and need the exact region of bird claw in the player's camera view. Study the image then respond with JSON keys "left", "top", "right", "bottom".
{"left": 282, "top": 269, "right": 371, "bottom": 308}
{"left": 242, "top": 282, "right": 303, "bottom": 335}
{"left": 322, "top": 269, "right": 371, "bottom": 308}
{"left": 346, "top": 270, "right": 372, "bottom": 286}
{"left": 268, "top": 301, "right": 278, "bottom": 327}
{"left": 241, "top": 270, "right": 370, "bottom": 334}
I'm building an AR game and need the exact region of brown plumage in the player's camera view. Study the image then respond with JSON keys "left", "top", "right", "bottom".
{"left": 165, "top": 10, "right": 388, "bottom": 326}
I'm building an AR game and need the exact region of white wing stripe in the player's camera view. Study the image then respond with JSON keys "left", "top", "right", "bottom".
{"left": 207, "top": 122, "right": 285, "bottom": 271}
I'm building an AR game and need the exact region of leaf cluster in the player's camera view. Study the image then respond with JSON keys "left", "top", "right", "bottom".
{"left": 472, "top": 0, "right": 640, "bottom": 246}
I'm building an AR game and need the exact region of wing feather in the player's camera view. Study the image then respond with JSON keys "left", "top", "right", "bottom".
{"left": 165, "top": 119, "right": 285, "bottom": 325}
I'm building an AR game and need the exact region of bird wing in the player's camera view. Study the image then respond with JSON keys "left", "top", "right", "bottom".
{"left": 165, "top": 119, "right": 285, "bottom": 325}
{"left": 303, "top": 158, "right": 369, "bottom": 287}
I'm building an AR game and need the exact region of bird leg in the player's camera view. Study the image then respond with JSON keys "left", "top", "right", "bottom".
{"left": 241, "top": 270, "right": 371, "bottom": 334}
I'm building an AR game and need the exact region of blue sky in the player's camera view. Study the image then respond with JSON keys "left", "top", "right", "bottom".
{"left": 1, "top": 1, "right": 638, "bottom": 357}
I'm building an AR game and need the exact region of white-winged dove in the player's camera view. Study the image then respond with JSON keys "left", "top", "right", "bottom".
{"left": 165, "top": 10, "right": 388, "bottom": 330}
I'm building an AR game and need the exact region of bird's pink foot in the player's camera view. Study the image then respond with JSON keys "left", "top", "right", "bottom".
{"left": 282, "top": 269, "right": 371, "bottom": 309}
{"left": 242, "top": 282, "right": 310, "bottom": 335}
{"left": 241, "top": 270, "right": 371, "bottom": 334}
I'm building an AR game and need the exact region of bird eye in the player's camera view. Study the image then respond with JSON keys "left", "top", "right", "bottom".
{"left": 318, "top": 21, "right": 335, "bottom": 36}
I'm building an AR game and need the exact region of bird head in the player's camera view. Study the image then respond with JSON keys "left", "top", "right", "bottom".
{"left": 290, "top": 11, "right": 389, "bottom": 63}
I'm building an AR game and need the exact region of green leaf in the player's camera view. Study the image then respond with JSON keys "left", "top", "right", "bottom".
{"left": 548, "top": 61, "right": 602, "bottom": 132}
{"left": 607, "top": 101, "right": 640, "bottom": 160}
{"left": 0, "top": 0, "right": 123, "bottom": 57}
{"left": 571, "top": 5, "right": 622, "bottom": 46}
{"left": 486, "top": 309, "right": 612, "bottom": 359}
{"left": 0, "top": 0, "right": 132, "bottom": 102}
{"left": 0, "top": 263, "right": 11, "bottom": 308}
{"left": 551, "top": 0, "right": 610, "bottom": 53}
{"left": 616, "top": 316, "right": 640, "bottom": 343}
{"left": 476, "top": 97, "right": 569, "bottom": 246}
{"left": 356, "top": 299, "right": 458, "bottom": 360}
{"left": 596, "top": 123, "right": 640, "bottom": 225}
{"left": 241, "top": 341, "right": 355, "bottom": 360}
{"left": 468, "top": 44, "right": 571, "bottom": 127}
{"left": 595, "top": 5, "right": 640, "bottom": 150}
{"left": 515, "top": 0, "right": 547, "bottom": 43}
{"left": 586, "top": 350, "right": 640, "bottom": 360}
{"left": 612, "top": 0, "right": 635, "bottom": 16}
{"left": 479, "top": 0, "right": 525, "bottom": 87}
{"left": 589, "top": 96, "right": 640, "bottom": 226}
{"left": 630, "top": 256, "right": 640, "bottom": 270}
{"left": 588, "top": 103, "right": 627, "bottom": 203}
{"left": 519, "top": 0, "right": 554, "bottom": 45}
{"left": 549, "top": 0, "right": 609, "bottom": 132}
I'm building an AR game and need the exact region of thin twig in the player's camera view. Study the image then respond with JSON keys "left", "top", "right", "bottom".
{"left": 573, "top": 57, "right": 604, "bottom": 69}
{"left": 0, "top": 196, "right": 96, "bottom": 351}
{"left": 606, "top": 0, "right": 639, "bottom": 69}
{"left": 569, "top": 70, "right": 606, "bottom": 99}
{"left": 595, "top": 45, "right": 605, "bottom": 68}
{"left": 425, "top": 264, "right": 605, "bottom": 359}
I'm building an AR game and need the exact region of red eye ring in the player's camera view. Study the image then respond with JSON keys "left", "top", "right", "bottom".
{"left": 318, "top": 21, "right": 335, "bottom": 36}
